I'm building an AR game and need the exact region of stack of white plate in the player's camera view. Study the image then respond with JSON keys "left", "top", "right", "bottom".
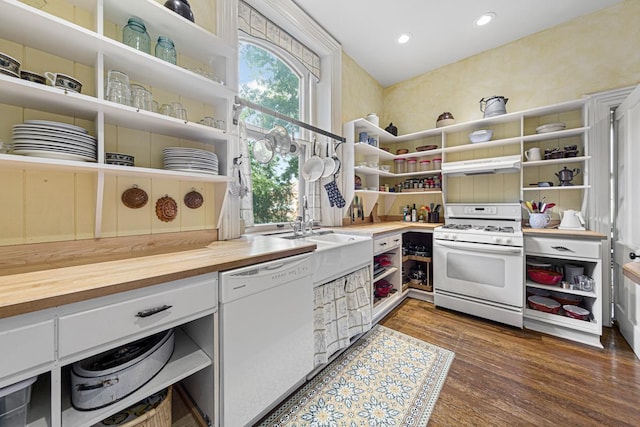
{"left": 163, "top": 147, "right": 218, "bottom": 175}
{"left": 11, "top": 120, "right": 97, "bottom": 162}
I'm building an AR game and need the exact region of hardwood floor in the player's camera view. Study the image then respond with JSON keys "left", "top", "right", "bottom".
{"left": 380, "top": 298, "right": 640, "bottom": 426}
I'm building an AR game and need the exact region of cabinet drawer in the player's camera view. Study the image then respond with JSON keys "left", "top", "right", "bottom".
{"left": 525, "top": 236, "right": 601, "bottom": 259}
{"left": 387, "top": 234, "right": 402, "bottom": 250}
{"left": 0, "top": 315, "right": 54, "bottom": 380}
{"left": 374, "top": 236, "right": 390, "bottom": 254}
{"left": 374, "top": 233, "right": 402, "bottom": 254}
{"left": 58, "top": 273, "right": 217, "bottom": 359}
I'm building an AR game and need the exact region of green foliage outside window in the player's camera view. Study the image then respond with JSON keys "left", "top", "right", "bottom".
{"left": 239, "top": 42, "right": 301, "bottom": 224}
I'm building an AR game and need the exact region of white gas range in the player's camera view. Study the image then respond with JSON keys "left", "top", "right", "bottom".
{"left": 433, "top": 203, "right": 524, "bottom": 328}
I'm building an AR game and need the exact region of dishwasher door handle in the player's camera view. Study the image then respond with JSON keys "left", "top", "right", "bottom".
{"left": 263, "top": 263, "right": 285, "bottom": 271}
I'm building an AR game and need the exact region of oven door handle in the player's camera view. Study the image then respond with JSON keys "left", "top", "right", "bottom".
{"left": 435, "top": 240, "right": 523, "bottom": 255}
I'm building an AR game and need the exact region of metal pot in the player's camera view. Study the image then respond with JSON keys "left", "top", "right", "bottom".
{"left": 555, "top": 166, "right": 580, "bottom": 186}
{"left": 71, "top": 329, "right": 175, "bottom": 410}
{"left": 479, "top": 96, "right": 508, "bottom": 118}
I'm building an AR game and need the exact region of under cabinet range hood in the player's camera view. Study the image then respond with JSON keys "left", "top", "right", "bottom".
{"left": 441, "top": 155, "right": 521, "bottom": 176}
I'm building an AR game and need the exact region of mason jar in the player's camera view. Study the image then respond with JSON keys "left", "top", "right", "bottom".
{"left": 123, "top": 17, "right": 151, "bottom": 54}
{"left": 155, "top": 36, "right": 177, "bottom": 65}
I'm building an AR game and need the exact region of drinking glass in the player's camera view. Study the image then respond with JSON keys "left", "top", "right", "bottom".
{"left": 199, "top": 116, "right": 215, "bottom": 127}
{"left": 105, "top": 70, "right": 131, "bottom": 106}
{"left": 214, "top": 119, "right": 226, "bottom": 130}
{"left": 130, "top": 84, "right": 153, "bottom": 111}
{"left": 160, "top": 104, "right": 172, "bottom": 116}
{"left": 171, "top": 102, "right": 187, "bottom": 120}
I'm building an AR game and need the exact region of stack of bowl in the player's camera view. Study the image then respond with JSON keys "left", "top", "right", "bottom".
{"left": 106, "top": 152, "right": 135, "bottom": 167}
{"left": 0, "top": 52, "right": 21, "bottom": 78}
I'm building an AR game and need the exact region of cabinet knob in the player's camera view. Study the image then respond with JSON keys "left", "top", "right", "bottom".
{"left": 631, "top": 252, "right": 638, "bottom": 260}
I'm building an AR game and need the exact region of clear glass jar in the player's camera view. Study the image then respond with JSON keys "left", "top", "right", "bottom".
{"left": 433, "top": 158, "right": 442, "bottom": 170}
{"left": 394, "top": 159, "right": 406, "bottom": 174}
{"left": 420, "top": 160, "right": 431, "bottom": 171}
{"left": 123, "top": 17, "right": 151, "bottom": 54}
{"left": 155, "top": 36, "right": 177, "bottom": 65}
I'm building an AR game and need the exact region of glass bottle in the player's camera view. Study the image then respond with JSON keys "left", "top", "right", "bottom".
{"left": 155, "top": 36, "right": 177, "bottom": 65}
{"left": 123, "top": 17, "right": 151, "bottom": 54}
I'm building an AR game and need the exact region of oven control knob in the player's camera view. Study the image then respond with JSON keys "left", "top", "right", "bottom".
{"left": 494, "top": 236, "right": 504, "bottom": 244}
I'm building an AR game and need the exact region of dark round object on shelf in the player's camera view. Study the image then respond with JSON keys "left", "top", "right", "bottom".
{"left": 164, "top": 0, "right": 195, "bottom": 22}
{"left": 384, "top": 122, "right": 398, "bottom": 136}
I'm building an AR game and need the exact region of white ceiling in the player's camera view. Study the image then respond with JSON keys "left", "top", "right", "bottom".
{"left": 293, "top": 0, "right": 624, "bottom": 87}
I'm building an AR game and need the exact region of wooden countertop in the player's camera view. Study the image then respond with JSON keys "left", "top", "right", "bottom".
{"left": 0, "top": 235, "right": 316, "bottom": 320}
{"left": 336, "top": 221, "right": 441, "bottom": 237}
{"left": 337, "top": 222, "right": 607, "bottom": 240}
{"left": 522, "top": 227, "right": 608, "bottom": 240}
{"left": 623, "top": 262, "right": 640, "bottom": 285}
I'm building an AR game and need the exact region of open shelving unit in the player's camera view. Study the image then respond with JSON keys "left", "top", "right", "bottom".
{"left": 0, "top": 0, "right": 237, "bottom": 238}
{"left": 343, "top": 98, "right": 591, "bottom": 223}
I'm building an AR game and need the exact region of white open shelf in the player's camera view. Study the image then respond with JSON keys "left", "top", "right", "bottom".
{"left": 526, "top": 282, "right": 596, "bottom": 299}
{"left": 522, "top": 185, "right": 590, "bottom": 191}
{"left": 61, "top": 328, "right": 211, "bottom": 427}
{"left": 524, "top": 308, "right": 598, "bottom": 334}
{"left": 373, "top": 266, "right": 398, "bottom": 282}
{"left": 522, "top": 156, "right": 590, "bottom": 167}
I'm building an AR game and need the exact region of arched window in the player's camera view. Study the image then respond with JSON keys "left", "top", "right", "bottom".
{"left": 238, "top": 39, "right": 316, "bottom": 227}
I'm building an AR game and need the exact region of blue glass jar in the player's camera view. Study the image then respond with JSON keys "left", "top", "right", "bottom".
{"left": 155, "top": 36, "right": 177, "bottom": 65}
{"left": 123, "top": 17, "right": 151, "bottom": 54}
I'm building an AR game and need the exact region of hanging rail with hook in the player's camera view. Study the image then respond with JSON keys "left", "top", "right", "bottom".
{"left": 232, "top": 96, "right": 346, "bottom": 143}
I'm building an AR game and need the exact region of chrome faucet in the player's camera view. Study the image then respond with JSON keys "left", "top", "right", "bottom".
{"left": 291, "top": 195, "right": 314, "bottom": 236}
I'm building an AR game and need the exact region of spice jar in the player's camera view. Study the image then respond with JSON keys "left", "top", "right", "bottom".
{"left": 123, "top": 17, "right": 151, "bottom": 54}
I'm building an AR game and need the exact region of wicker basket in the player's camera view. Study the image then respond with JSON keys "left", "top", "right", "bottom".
{"left": 120, "top": 387, "right": 172, "bottom": 427}
{"left": 95, "top": 387, "right": 172, "bottom": 427}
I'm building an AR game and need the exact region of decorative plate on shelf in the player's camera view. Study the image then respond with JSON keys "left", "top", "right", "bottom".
{"left": 535, "top": 122, "right": 566, "bottom": 134}
{"left": 416, "top": 145, "right": 438, "bottom": 151}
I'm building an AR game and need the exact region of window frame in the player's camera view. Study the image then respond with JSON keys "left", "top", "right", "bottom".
{"left": 239, "top": 36, "right": 316, "bottom": 232}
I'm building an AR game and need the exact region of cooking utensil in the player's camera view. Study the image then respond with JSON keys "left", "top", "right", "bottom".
{"left": 288, "top": 138, "right": 301, "bottom": 157}
{"left": 559, "top": 209, "right": 586, "bottom": 230}
{"left": 528, "top": 296, "right": 561, "bottom": 314}
{"left": 528, "top": 269, "right": 563, "bottom": 285}
{"left": 71, "top": 329, "right": 175, "bottom": 410}
{"left": 331, "top": 141, "right": 341, "bottom": 176}
{"left": 301, "top": 138, "right": 324, "bottom": 182}
{"left": 266, "top": 125, "right": 291, "bottom": 156}
{"left": 252, "top": 137, "right": 274, "bottom": 164}
{"left": 563, "top": 305, "right": 590, "bottom": 320}
{"left": 479, "top": 96, "right": 508, "bottom": 118}
{"left": 321, "top": 141, "right": 336, "bottom": 178}
{"left": 555, "top": 166, "right": 580, "bottom": 186}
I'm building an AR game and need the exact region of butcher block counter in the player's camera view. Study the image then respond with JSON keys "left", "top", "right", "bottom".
{"left": 624, "top": 262, "right": 640, "bottom": 284}
{"left": 336, "top": 221, "right": 441, "bottom": 237}
{"left": 0, "top": 235, "right": 316, "bottom": 320}
{"left": 522, "top": 227, "right": 608, "bottom": 240}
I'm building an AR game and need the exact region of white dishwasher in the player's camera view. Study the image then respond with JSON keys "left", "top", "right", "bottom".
{"left": 219, "top": 253, "right": 313, "bottom": 427}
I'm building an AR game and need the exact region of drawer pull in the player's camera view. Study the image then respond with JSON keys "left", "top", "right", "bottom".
{"left": 631, "top": 252, "right": 638, "bottom": 260}
{"left": 379, "top": 242, "right": 387, "bottom": 246}
{"left": 76, "top": 378, "right": 118, "bottom": 391}
{"left": 136, "top": 305, "right": 173, "bottom": 318}
{"left": 551, "top": 246, "right": 574, "bottom": 252}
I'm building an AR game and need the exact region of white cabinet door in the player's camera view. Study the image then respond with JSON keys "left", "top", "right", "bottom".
{"left": 613, "top": 84, "right": 640, "bottom": 358}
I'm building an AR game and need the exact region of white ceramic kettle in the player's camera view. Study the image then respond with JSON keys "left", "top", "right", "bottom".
{"left": 559, "top": 209, "right": 585, "bottom": 230}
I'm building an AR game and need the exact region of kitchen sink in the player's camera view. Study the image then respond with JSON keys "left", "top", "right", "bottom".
{"left": 272, "top": 230, "right": 373, "bottom": 284}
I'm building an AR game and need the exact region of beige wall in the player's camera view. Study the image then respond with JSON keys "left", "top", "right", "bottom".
{"left": 341, "top": 52, "right": 384, "bottom": 124}
{"left": 383, "top": 0, "right": 640, "bottom": 132}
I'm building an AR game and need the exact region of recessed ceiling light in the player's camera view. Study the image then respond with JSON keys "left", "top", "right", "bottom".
{"left": 474, "top": 12, "right": 496, "bottom": 27}
{"left": 397, "top": 33, "right": 411, "bottom": 44}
